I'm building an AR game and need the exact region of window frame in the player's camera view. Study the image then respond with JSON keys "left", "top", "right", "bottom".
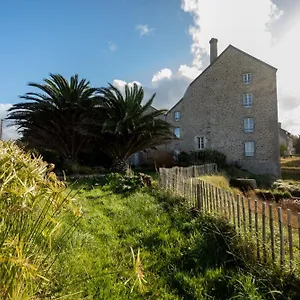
{"left": 244, "top": 141, "right": 255, "bottom": 157}
{"left": 243, "top": 93, "right": 253, "bottom": 108}
{"left": 196, "top": 136, "right": 205, "bottom": 150}
{"left": 244, "top": 117, "right": 254, "bottom": 133}
{"left": 174, "top": 111, "right": 180, "bottom": 122}
{"left": 174, "top": 127, "right": 181, "bottom": 138}
{"left": 243, "top": 73, "right": 252, "bottom": 84}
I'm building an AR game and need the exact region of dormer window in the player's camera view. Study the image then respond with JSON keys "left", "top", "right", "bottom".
{"left": 243, "top": 73, "right": 252, "bottom": 84}
{"left": 174, "top": 111, "right": 180, "bottom": 121}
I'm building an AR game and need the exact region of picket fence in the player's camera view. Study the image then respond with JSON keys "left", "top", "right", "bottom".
{"left": 159, "top": 165, "right": 300, "bottom": 272}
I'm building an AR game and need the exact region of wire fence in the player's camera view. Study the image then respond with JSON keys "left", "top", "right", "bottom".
{"left": 159, "top": 165, "right": 300, "bottom": 272}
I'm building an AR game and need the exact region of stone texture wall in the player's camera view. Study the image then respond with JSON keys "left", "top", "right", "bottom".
{"left": 166, "top": 46, "right": 280, "bottom": 176}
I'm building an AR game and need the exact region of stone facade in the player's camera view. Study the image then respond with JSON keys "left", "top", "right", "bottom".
{"left": 165, "top": 43, "right": 280, "bottom": 176}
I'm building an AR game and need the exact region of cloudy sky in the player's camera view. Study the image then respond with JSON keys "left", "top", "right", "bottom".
{"left": 1, "top": 0, "right": 300, "bottom": 138}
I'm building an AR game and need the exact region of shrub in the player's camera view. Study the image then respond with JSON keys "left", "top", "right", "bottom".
{"left": 194, "top": 149, "right": 227, "bottom": 168}
{"left": 0, "top": 141, "right": 78, "bottom": 299}
{"left": 230, "top": 178, "right": 257, "bottom": 191}
{"left": 280, "top": 144, "right": 287, "bottom": 157}
{"left": 63, "top": 161, "right": 94, "bottom": 175}
{"left": 177, "top": 151, "right": 192, "bottom": 166}
{"left": 256, "top": 189, "right": 292, "bottom": 202}
{"left": 177, "top": 149, "right": 227, "bottom": 168}
{"left": 105, "top": 172, "right": 152, "bottom": 194}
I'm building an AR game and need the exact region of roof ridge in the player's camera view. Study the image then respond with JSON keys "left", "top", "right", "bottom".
{"left": 167, "top": 44, "right": 277, "bottom": 113}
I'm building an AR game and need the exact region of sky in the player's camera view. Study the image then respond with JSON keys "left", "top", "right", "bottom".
{"left": 1, "top": 0, "right": 300, "bottom": 139}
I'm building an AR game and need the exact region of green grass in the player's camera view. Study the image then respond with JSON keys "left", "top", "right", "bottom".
{"left": 50, "top": 179, "right": 300, "bottom": 299}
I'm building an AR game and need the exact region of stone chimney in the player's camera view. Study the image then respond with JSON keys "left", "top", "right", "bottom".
{"left": 209, "top": 38, "right": 218, "bottom": 64}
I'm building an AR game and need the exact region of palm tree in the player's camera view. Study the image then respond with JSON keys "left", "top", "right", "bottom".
{"left": 89, "top": 83, "right": 172, "bottom": 173}
{"left": 7, "top": 74, "right": 101, "bottom": 164}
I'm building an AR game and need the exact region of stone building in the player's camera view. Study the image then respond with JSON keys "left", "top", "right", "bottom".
{"left": 165, "top": 38, "right": 280, "bottom": 176}
{"left": 279, "top": 123, "right": 295, "bottom": 156}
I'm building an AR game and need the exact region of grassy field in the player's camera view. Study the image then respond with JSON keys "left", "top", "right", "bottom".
{"left": 49, "top": 178, "right": 300, "bottom": 299}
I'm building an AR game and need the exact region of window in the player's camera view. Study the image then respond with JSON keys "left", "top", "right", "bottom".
{"left": 174, "top": 127, "right": 180, "bottom": 138}
{"left": 243, "top": 73, "right": 252, "bottom": 84}
{"left": 196, "top": 136, "right": 205, "bottom": 150}
{"left": 244, "top": 118, "right": 254, "bottom": 133}
{"left": 174, "top": 111, "right": 180, "bottom": 121}
{"left": 245, "top": 141, "right": 255, "bottom": 157}
{"left": 243, "top": 93, "right": 253, "bottom": 107}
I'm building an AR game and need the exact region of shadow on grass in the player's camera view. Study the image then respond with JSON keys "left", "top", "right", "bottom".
{"left": 146, "top": 188, "right": 300, "bottom": 300}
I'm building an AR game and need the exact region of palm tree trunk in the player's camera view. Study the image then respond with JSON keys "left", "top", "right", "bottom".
{"left": 111, "top": 157, "right": 129, "bottom": 174}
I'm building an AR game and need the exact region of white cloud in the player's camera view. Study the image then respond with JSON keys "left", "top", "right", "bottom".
{"left": 111, "top": 1, "right": 300, "bottom": 135}
{"left": 108, "top": 41, "right": 117, "bottom": 52}
{"left": 152, "top": 68, "right": 172, "bottom": 83}
{"left": 178, "top": 65, "right": 200, "bottom": 80}
{"left": 112, "top": 79, "right": 142, "bottom": 90}
{"left": 135, "top": 24, "right": 154, "bottom": 37}
{"left": 179, "top": 0, "right": 300, "bottom": 134}
{"left": 0, "top": 104, "right": 20, "bottom": 140}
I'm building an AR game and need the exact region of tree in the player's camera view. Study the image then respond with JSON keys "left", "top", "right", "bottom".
{"left": 7, "top": 74, "right": 101, "bottom": 164}
{"left": 87, "top": 83, "right": 172, "bottom": 173}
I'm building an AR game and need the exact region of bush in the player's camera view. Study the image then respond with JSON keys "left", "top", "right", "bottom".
{"left": 256, "top": 189, "right": 292, "bottom": 202}
{"left": 280, "top": 144, "right": 287, "bottom": 157}
{"left": 105, "top": 172, "right": 152, "bottom": 194}
{"left": 63, "top": 161, "right": 94, "bottom": 175}
{"left": 0, "top": 141, "right": 78, "bottom": 299}
{"left": 230, "top": 178, "right": 257, "bottom": 191}
{"left": 177, "top": 151, "right": 192, "bottom": 166}
{"left": 177, "top": 149, "right": 227, "bottom": 168}
{"left": 194, "top": 149, "right": 227, "bottom": 168}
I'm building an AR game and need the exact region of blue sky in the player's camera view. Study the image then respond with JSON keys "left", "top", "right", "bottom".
{"left": 0, "top": 0, "right": 192, "bottom": 104}
{"left": 1, "top": 0, "right": 300, "bottom": 138}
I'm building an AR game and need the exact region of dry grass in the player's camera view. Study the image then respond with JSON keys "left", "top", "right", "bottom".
{"left": 199, "top": 173, "right": 231, "bottom": 190}
{"left": 281, "top": 156, "right": 300, "bottom": 168}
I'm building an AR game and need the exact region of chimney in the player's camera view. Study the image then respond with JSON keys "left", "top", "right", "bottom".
{"left": 209, "top": 38, "right": 218, "bottom": 64}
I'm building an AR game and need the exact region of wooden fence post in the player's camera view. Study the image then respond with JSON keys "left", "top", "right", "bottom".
{"left": 287, "top": 209, "right": 294, "bottom": 271}
{"left": 269, "top": 204, "right": 275, "bottom": 263}
{"left": 278, "top": 207, "right": 285, "bottom": 269}
{"left": 196, "top": 183, "right": 202, "bottom": 211}
{"left": 231, "top": 193, "right": 236, "bottom": 229}
{"left": 237, "top": 195, "right": 241, "bottom": 233}
{"left": 241, "top": 196, "right": 246, "bottom": 233}
{"left": 262, "top": 202, "right": 267, "bottom": 263}
{"left": 248, "top": 198, "right": 252, "bottom": 233}
{"left": 255, "top": 200, "right": 260, "bottom": 261}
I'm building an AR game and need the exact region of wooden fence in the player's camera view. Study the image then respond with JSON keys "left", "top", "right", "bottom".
{"left": 159, "top": 165, "right": 300, "bottom": 272}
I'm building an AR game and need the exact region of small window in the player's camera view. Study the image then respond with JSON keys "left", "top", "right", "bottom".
{"left": 243, "top": 73, "right": 252, "bottom": 84}
{"left": 245, "top": 141, "right": 255, "bottom": 157}
{"left": 174, "top": 111, "right": 180, "bottom": 121}
{"left": 196, "top": 136, "right": 205, "bottom": 150}
{"left": 244, "top": 118, "right": 254, "bottom": 133}
{"left": 243, "top": 93, "right": 253, "bottom": 107}
{"left": 174, "top": 127, "right": 180, "bottom": 138}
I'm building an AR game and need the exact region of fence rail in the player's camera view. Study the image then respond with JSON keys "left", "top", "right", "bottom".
{"left": 159, "top": 165, "right": 300, "bottom": 272}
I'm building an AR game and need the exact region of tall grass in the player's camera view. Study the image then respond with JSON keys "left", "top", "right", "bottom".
{"left": 51, "top": 178, "right": 300, "bottom": 299}
{"left": 0, "top": 141, "right": 79, "bottom": 299}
